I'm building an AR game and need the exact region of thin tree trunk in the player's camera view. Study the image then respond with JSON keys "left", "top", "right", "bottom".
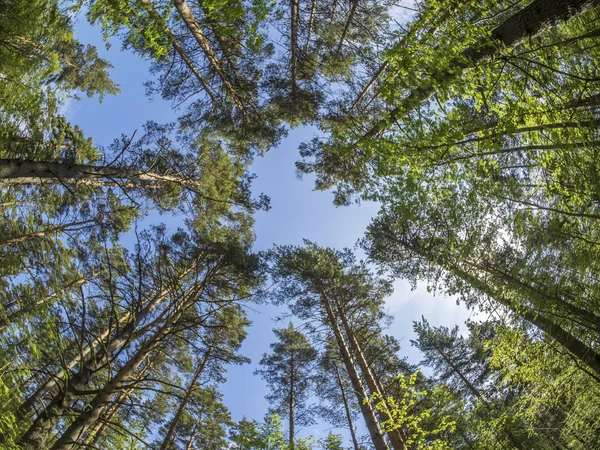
{"left": 0, "top": 219, "right": 97, "bottom": 248}
{"left": 84, "top": 363, "right": 150, "bottom": 447}
{"left": 172, "top": 0, "right": 246, "bottom": 114}
{"left": 135, "top": 0, "right": 218, "bottom": 105}
{"left": 335, "top": 0, "right": 359, "bottom": 55}
{"left": 334, "top": 300, "right": 406, "bottom": 450}
{"left": 289, "top": 352, "right": 295, "bottom": 450}
{"left": 395, "top": 234, "right": 600, "bottom": 376}
{"left": 305, "top": 0, "right": 317, "bottom": 52}
{"left": 320, "top": 289, "right": 390, "bottom": 450}
{"left": 363, "top": 0, "right": 600, "bottom": 139}
{"left": 335, "top": 362, "right": 361, "bottom": 450}
{"left": 12, "top": 265, "right": 203, "bottom": 450}
{"left": 290, "top": 0, "right": 300, "bottom": 93}
{"left": 184, "top": 414, "right": 202, "bottom": 450}
{"left": 159, "top": 343, "right": 215, "bottom": 450}
{"left": 414, "top": 119, "right": 600, "bottom": 154}
{"left": 435, "top": 348, "right": 526, "bottom": 449}
{"left": 0, "top": 275, "right": 89, "bottom": 329}
{"left": 437, "top": 349, "right": 485, "bottom": 401}
{"left": 348, "top": 61, "right": 389, "bottom": 113}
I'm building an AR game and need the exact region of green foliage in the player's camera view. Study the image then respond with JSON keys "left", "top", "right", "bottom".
{"left": 374, "top": 371, "right": 456, "bottom": 449}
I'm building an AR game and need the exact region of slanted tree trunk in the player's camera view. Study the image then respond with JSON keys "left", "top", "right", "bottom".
{"left": 13, "top": 266, "right": 203, "bottom": 450}
{"left": 13, "top": 262, "right": 198, "bottom": 425}
{"left": 335, "top": 362, "right": 361, "bottom": 450}
{"left": 0, "top": 219, "right": 97, "bottom": 248}
{"left": 334, "top": 300, "right": 406, "bottom": 450}
{"left": 335, "top": 0, "right": 359, "bottom": 55}
{"left": 172, "top": 0, "right": 246, "bottom": 114}
{"left": 135, "top": 0, "right": 218, "bottom": 105}
{"left": 159, "top": 342, "right": 215, "bottom": 450}
{"left": 289, "top": 352, "right": 295, "bottom": 450}
{"left": 0, "top": 159, "right": 197, "bottom": 188}
{"left": 48, "top": 280, "right": 206, "bottom": 450}
{"left": 320, "top": 289, "right": 390, "bottom": 450}
{"left": 305, "top": 0, "right": 317, "bottom": 52}
{"left": 395, "top": 234, "right": 600, "bottom": 377}
{"left": 435, "top": 348, "right": 526, "bottom": 450}
{"left": 363, "top": 0, "right": 600, "bottom": 139}
{"left": 84, "top": 363, "right": 150, "bottom": 447}
{"left": 0, "top": 275, "right": 89, "bottom": 329}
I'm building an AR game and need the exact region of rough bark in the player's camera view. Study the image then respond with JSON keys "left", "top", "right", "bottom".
{"left": 363, "top": 0, "right": 600, "bottom": 139}
{"left": 84, "top": 364, "right": 150, "bottom": 447}
{"left": 14, "top": 262, "right": 198, "bottom": 425}
{"left": 14, "top": 266, "right": 202, "bottom": 449}
{"left": 48, "top": 280, "right": 206, "bottom": 450}
{"left": 0, "top": 159, "right": 197, "bottom": 188}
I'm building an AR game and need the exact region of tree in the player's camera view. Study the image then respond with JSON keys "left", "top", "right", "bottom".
{"left": 256, "top": 323, "right": 317, "bottom": 450}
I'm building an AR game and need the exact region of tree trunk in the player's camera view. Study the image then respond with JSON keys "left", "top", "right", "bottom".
{"left": 320, "top": 290, "right": 390, "bottom": 450}
{"left": 13, "top": 262, "right": 198, "bottom": 424}
{"left": 14, "top": 267, "right": 203, "bottom": 449}
{"left": 135, "top": 0, "right": 218, "bottom": 105}
{"left": 363, "top": 0, "right": 600, "bottom": 139}
{"left": 289, "top": 352, "right": 295, "bottom": 450}
{"left": 0, "top": 159, "right": 197, "bottom": 188}
{"left": 0, "top": 219, "right": 97, "bottom": 248}
{"left": 48, "top": 280, "right": 205, "bottom": 450}
{"left": 335, "top": 362, "right": 361, "bottom": 450}
{"left": 397, "top": 235, "right": 600, "bottom": 377}
{"left": 84, "top": 363, "right": 150, "bottom": 447}
{"left": 184, "top": 414, "right": 202, "bottom": 450}
{"left": 336, "top": 0, "right": 359, "bottom": 55}
{"left": 290, "top": 0, "right": 300, "bottom": 93}
{"left": 305, "top": 0, "right": 317, "bottom": 52}
{"left": 159, "top": 343, "right": 214, "bottom": 450}
{"left": 0, "top": 275, "right": 88, "bottom": 329}
{"left": 172, "top": 0, "right": 246, "bottom": 114}
{"left": 437, "top": 349, "right": 485, "bottom": 401}
{"left": 335, "top": 300, "right": 406, "bottom": 450}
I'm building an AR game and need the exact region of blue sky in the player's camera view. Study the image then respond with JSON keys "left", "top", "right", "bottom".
{"left": 67, "top": 13, "right": 479, "bottom": 445}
